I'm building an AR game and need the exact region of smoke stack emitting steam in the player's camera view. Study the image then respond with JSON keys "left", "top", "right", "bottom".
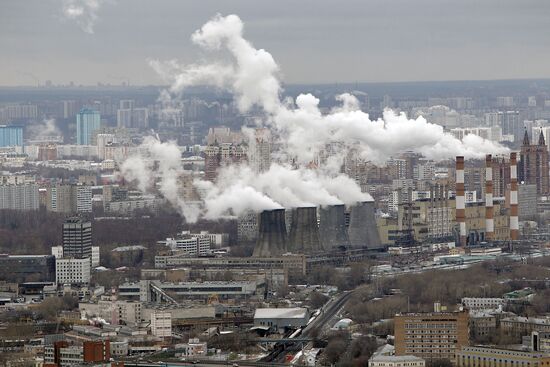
{"left": 485, "top": 154, "right": 494, "bottom": 241}
{"left": 121, "top": 14, "right": 510, "bottom": 223}
{"left": 510, "top": 152, "right": 519, "bottom": 241}
{"left": 455, "top": 156, "right": 466, "bottom": 247}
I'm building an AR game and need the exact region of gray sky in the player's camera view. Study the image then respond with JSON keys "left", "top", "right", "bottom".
{"left": 1, "top": 0, "right": 550, "bottom": 86}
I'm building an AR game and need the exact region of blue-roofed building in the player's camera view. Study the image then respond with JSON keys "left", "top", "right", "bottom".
{"left": 76, "top": 108, "right": 100, "bottom": 145}
{"left": 0, "top": 125, "right": 23, "bottom": 147}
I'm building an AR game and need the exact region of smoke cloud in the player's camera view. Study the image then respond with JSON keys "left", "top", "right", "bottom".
{"left": 61, "top": 0, "right": 107, "bottom": 34}
{"left": 120, "top": 13, "right": 509, "bottom": 222}
{"left": 27, "top": 118, "right": 62, "bottom": 139}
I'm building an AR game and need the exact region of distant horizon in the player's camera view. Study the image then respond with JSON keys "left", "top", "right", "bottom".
{"left": 2, "top": 76, "right": 550, "bottom": 89}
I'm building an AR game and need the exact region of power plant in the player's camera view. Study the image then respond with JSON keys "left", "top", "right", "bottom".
{"left": 348, "top": 201, "right": 383, "bottom": 250}
{"left": 319, "top": 204, "right": 350, "bottom": 250}
{"left": 288, "top": 206, "right": 321, "bottom": 253}
{"left": 253, "top": 208, "right": 288, "bottom": 257}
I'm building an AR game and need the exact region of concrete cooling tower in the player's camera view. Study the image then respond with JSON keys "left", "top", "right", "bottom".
{"left": 288, "top": 206, "right": 322, "bottom": 254}
{"left": 253, "top": 208, "right": 288, "bottom": 257}
{"left": 319, "top": 204, "right": 350, "bottom": 250}
{"left": 348, "top": 201, "right": 383, "bottom": 250}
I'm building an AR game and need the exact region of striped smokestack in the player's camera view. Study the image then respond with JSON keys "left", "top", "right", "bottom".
{"left": 510, "top": 152, "right": 519, "bottom": 241}
{"left": 485, "top": 154, "right": 494, "bottom": 241}
{"left": 456, "top": 156, "right": 466, "bottom": 246}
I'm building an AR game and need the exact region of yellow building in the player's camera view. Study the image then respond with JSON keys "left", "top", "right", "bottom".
{"left": 457, "top": 346, "right": 550, "bottom": 367}
{"left": 378, "top": 198, "right": 510, "bottom": 246}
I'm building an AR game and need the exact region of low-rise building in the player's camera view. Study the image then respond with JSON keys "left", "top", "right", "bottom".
{"left": 457, "top": 346, "right": 550, "bottom": 367}
{"left": 176, "top": 338, "right": 207, "bottom": 357}
{"left": 369, "top": 355, "right": 426, "bottom": 367}
{"left": 501, "top": 316, "right": 550, "bottom": 336}
{"left": 254, "top": 307, "right": 310, "bottom": 332}
{"left": 150, "top": 310, "right": 172, "bottom": 337}
{"left": 462, "top": 297, "right": 506, "bottom": 310}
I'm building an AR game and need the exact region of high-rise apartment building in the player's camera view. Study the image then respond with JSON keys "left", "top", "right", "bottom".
{"left": 62, "top": 100, "right": 77, "bottom": 119}
{"left": 498, "top": 111, "right": 521, "bottom": 145}
{"left": 62, "top": 217, "right": 92, "bottom": 259}
{"left": 248, "top": 128, "right": 271, "bottom": 173}
{"left": 76, "top": 108, "right": 101, "bottom": 145}
{"left": 0, "top": 184, "right": 39, "bottom": 210}
{"left": 46, "top": 185, "right": 92, "bottom": 214}
{"left": 519, "top": 129, "right": 550, "bottom": 195}
{"left": 394, "top": 309, "right": 469, "bottom": 363}
{"left": 0, "top": 125, "right": 23, "bottom": 147}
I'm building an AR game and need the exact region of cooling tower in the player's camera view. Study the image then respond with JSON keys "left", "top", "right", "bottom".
{"left": 319, "top": 204, "right": 350, "bottom": 250}
{"left": 348, "top": 201, "right": 383, "bottom": 249}
{"left": 253, "top": 209, "right": 288, "bottom": 257}
{"left": 288, "top": 206, "right": 322, "bottom": 254}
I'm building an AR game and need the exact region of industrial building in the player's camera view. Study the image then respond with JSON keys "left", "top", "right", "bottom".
{"left": 253, "top": 307, "right": 310, "bottom": 332}
{"left": 0, "top": 254, "right": 56, "bottom": 283}
{"left": 118, "top": 279, "right": 266, "bottom": 302}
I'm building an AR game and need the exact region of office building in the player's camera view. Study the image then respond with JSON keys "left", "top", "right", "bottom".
{"left": 0, "top": 125, "right": 23, "bottom": 147}
{"left": 62, "top": 218, "right": 92, "bottom": 259}
{"left": 76, "top": 108, "right": 101, "bottom": 145}
{"left": 55, "top": 257, "right": 91, "bottom": 285}
{"left": 394, "top": 309, "right": 469, "bottom": 362}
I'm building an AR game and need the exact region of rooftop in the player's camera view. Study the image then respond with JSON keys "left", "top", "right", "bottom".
{"left": 254, "top": 307, "right": 308, "bottom": 319}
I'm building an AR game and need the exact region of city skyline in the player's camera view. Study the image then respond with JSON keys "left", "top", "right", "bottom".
{"left": 1, "top": 0, "right": 550, "bottom": 86}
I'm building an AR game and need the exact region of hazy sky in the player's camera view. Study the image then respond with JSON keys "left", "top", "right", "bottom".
{"left": 1, "top": 0, "right": 550, "bottom": 86}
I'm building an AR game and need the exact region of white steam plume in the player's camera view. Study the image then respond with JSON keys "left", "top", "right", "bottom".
{"left": 120, "top": 13, "right": 509, "bottom": 221}
{"left": 61, "top": 0, "right": 107, "bottom": 34}
{"left": 120, "top": 137, "right": 201, "bottom": 222}
{"left": 153, "top": 13, "right": 508, "bottom": 165}
{"left": 27, "top": 118, "right": 62, "bottom": 139}
{"left": 120, "top": 137, "right": 372, "bottom": 221}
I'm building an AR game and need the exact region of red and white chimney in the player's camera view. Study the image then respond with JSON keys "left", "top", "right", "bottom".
{"left": 485, "top": 154, "right": 494, "bottom": 241}
{"left": 456, "top": 156, "right": 466, "bottom": 246}
{"left": 510, "top": 152, "right": 519, "bottom": 241}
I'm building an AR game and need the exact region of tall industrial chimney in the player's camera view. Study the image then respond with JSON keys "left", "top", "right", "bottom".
{"left": 510, "top": 152, "right": 519, "bottom": 241}
{"left": 288, "top": 206, "right": 321, "bottom": 254}
{"left": 319, "top": 204, "right": 350, "bottom": 250}
{"left": 456, "top": 156, "right": 467, "bottom": 246}
{"left": 485, "top": 154, "right": 494, "bottom": 241}
{"left": 348, "top": 201, "right": 383, "bottom": 249}
{"left": 253, "top": 209, "right": 288, "bottom": 257}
